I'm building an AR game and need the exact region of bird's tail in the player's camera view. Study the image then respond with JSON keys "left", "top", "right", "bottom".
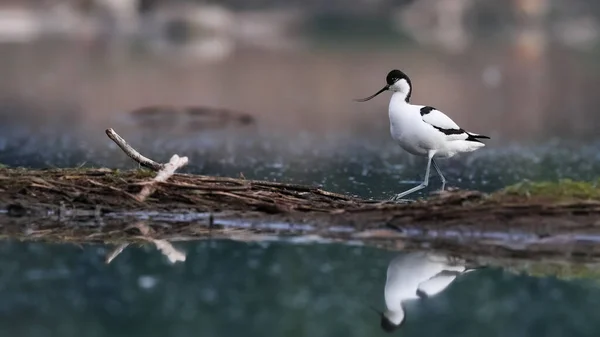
{"left": 467, "top": 132, "right": 490, "bottom": 140}
{"left": 465, "top": 132, "right": 490, "bottom": 143}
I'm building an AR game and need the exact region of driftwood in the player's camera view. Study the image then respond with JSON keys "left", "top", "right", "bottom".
{"left": 127, "top": 105, "right": 255, "bottom": 132}
{"left": 2, "top": 128, "right": 600, "bottom": 261}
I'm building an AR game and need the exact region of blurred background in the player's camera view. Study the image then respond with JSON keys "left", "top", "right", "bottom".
{"left": 2, "top": 2, "right": 600, "bottom": 336}
{"left": 0, "top": 0, "right": 600, "bottom": 196}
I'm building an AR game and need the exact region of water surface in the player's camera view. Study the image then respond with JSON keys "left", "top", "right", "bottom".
{"left": 1, "top": 240, "right": 599, "bottom": 337}
{"left": 1, "top": 33, "right": 600, "bottom": 337}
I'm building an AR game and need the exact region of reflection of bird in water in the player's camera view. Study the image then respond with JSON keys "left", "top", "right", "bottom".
{"left": 376, "top": 251, "right": 482, "bottom": 333}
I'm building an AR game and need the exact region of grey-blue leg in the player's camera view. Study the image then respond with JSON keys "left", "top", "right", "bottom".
{"left": 432, "top": 159, "right": 446, "bottom": 191}
{"left": 391, "top": 151, "right": 434, "bottom": 201}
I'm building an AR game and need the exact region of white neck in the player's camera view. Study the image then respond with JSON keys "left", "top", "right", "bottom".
{"left": 389, "top": 78, "right": 412, "bottom": 103}
{"left": 390, "top": 91, "right": 411, "bottom": 108}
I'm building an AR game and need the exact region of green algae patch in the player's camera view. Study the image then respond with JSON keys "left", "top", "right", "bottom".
{"left": 505, "top": 261, "right": 600, "bottom": 283}
{"left": 498, "top": 179, "right": 600, "bottom": 201}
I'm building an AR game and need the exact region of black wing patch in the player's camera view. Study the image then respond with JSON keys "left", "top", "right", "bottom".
{"left": 421, "top": 106, "right": 491, "bottom": 142}
{"left": 420, "top": 106, "right": 435, "bottom": 116}
{"left": 432, "top": 125, "right": 491, "bottom": 143}
{"left": 421, "top": 106, "right": 464, "bottom": 135}
{"left": 432, "top": 126, "right": 466, "bottom": 136}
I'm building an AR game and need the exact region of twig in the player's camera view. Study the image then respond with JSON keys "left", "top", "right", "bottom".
{"left": 314, "top": 188, "right": 357, "bottom": 201}
{"left": 152, "top": 181, "right": 250, "bottom": 192}
{"left": 87, "top": 179, "right": 142, "bottom": 202}
{"left": 210, "top": 190, "right": 266, "bottom": 204}
{"left": 105, "top": 128, "right": 164, "bottom": 171}
{"left": 106, "top": 243, "right": 129, "bottom": 264}
{"left": 105, "top": 128, "right": 189, "bottom": 202}
{"left": 152, "top": 239, "right": 186, "bottom": 263}
{"left": 136, "top": 155, "right": 189, "bottom": 202}
{"left": 250, "top": 180, "right": 314, "bottom": 191}
{"left": 106, "top": 222, "right": 185, "bottom": 264}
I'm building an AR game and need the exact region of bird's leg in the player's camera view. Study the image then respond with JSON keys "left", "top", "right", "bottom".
{"left": 432, "top": 159, "right": 446, "bottom": 191}
{"left": 390, "top": 152, "right": 434, "bottom": 201}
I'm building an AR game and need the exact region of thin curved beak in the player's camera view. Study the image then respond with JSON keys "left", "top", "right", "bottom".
{"left": 353, "top": 85, "right": 389, "bottom": 102}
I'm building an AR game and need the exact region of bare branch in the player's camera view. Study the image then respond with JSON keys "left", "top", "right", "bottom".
{"left": 105, "top": 243, "right": 130, "bottom": 264}
{"left": 105, "top": 222, "right": 186, "bottom": 265}
{"left": 105, "top": 128, "right": 189, "bottom": 201}
{"left": 105, "top": 128, "right": 164, "bottom": 171}
{"left": 152, "top": 239, "right": 187, "bottom": 263}
{"left": 136, "top": 154, "right": 189, "bottom": 202}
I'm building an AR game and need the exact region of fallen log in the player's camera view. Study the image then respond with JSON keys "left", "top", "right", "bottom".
{"left": 1, "top": 129, "right": 600, "bottom": 261}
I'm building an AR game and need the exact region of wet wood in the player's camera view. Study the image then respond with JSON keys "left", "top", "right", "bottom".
{"left": 2, "top": 128, "right": 600, "bottom": 262}
{"left": 2, "top": 166, "right": 600, "bottom": 232}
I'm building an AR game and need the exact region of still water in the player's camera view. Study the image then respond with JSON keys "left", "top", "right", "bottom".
{"left": 1, "top": 37, "right": 600, "bottom": 336}
{"left": 1, "top": 240, "right": 599, "bottom": 336}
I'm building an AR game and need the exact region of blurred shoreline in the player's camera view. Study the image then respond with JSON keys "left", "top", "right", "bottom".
{"left": 0, "top": 0, "right": 600, "bottom": 143}
{"left": 0, "top": 40, "right": 599, "bottom": 143}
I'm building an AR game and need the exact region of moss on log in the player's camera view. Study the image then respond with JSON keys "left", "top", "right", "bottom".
{"left": 499, "top": 179, "right": 600, "bottom": 201}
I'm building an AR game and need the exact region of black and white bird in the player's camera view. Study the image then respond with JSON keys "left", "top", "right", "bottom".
{"left": 376, "top": 252, "right": 481, "bottom": 333}
{"left": 355, "top": 69, "right": 490, "bottom": 200}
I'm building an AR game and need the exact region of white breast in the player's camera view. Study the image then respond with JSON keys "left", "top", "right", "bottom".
{"left": 388, "top": 96, "right": 434, "bottom": 156}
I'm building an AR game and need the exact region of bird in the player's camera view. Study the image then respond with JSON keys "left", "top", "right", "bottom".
{"left": 374, "top": 252, "right": 482, "bottom": 333}
{"left": 354, "top": 69, "right": 490, "bottom": 200}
